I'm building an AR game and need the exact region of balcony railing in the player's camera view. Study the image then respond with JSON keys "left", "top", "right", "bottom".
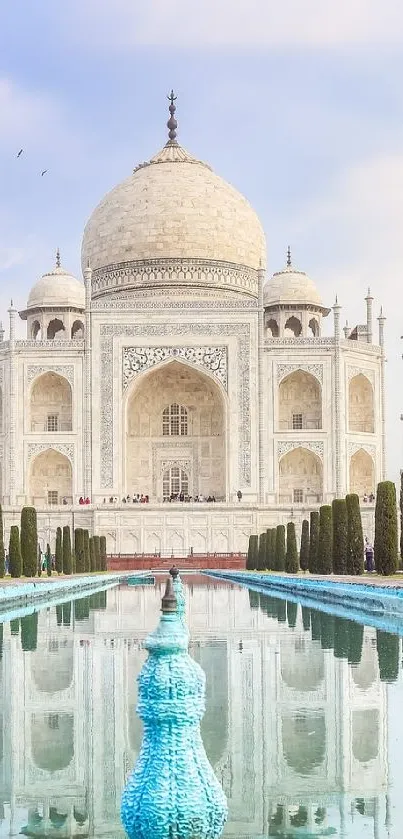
{"left": 279, "top": 419, "right": 322, "bottom": 430}
{"left": 30, "top": 421, "right": 73, "bottom": 433}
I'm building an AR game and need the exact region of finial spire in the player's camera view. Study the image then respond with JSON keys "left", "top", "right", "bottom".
{"left": 166, "top": 90, "right": 178, "bottom": 145}
{"left": 286, "top": 245, "right": 292, "bottom": 267}
{"left": 161, "top": 577, "right": 177, "bottom": 613}
{"left": 56, "top": 248, "right": 61, "bottom": 269}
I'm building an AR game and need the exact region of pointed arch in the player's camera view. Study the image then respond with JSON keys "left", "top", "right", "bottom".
{"left": 349, "top": 448, "right": 374, "bottom": 497}
{"left": 349, "top": 374, "right": 374, "bottom": 433}
{"left": 279, "top": 370, "right": 322, "bottom": 431}
{"left": 279, "top": 446, "right": 323, "bottom": 504}
{"left": 30, "top": 372, "right": 72, "bottom": 433}
{"left": 29, "top": 448, "right": 72, "bottom": 505}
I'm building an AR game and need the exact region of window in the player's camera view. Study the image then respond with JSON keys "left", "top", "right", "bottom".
{"left": 292, "top": 413, "right": 303, "bottom": 430}
{"left": 47, "top": 714, "right": 59, "bottom": 730}
{"left": 162, "top": 404, "right": 188, "bottom": 436}
{"left": 47, "top": 490, "right": 58, "bottom": 505}
{"left": 47, "top": 414, "right": 58, "bottom": 432}
{"left": 293, "top": 489, "right": 304, "bottom": 503}
{"left": 163, "top": 466, "right": 189, "bottom": 500}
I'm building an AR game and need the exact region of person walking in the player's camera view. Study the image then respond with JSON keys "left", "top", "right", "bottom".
{"left": 364, "top": 537, "right": 374, "bottom": 573}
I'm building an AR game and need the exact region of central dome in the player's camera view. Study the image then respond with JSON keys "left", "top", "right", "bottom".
{"left": 82, "top": 101, "right": 266, "bottom": 300}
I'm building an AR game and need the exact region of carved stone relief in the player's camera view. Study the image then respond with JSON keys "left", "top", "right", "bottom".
{"left": 277, "top": 440, "right": 324, "bottom": 460}
{"left": 27, "top": 365, "right": 75, "bottom": 387}
{"left": 348, "top": 442, "right": 376, "bottom": 458}
{"left": 100, "top": 323, "right": 251, "bottom": 488}
{"left": 277, "top": 363, "right": 323, "bottom": 385}
{"left": 123, "top": 346, "right": 228, "bottom": 391}
{"left": 347, "top": 366, "right": 375, "bottom": 385}
{"left": 27, "top": 443, "right": 74, "bottom": 463}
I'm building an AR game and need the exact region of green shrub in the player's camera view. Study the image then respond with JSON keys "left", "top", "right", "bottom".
{"left": 301, "top": 606, "right": 311, "bottom": 631}
{"left": 62, "top": 526, "right": 72, "bottom": 575}
{"left": 320, "top": 613, "right": 334, "bottom": 650}
{"left": 10, "top": 618, "right": 20, "bottom": 635}
{"left": 93, "top": 535, "right": 101, "bottom": 571}
{"left": 334, "top": 617, "right": 350, "bottom": 658}
{"left": 332, "top": 499, "right": 348, "bottom": 574}
{"left": 285, "top": 522, "right": 299, "bottom": 573}
{"left": 89, "top": 537, "right": 96, "bottom": 572}
{"left": 20, "top": 612, "right": 38, "bottom": 651}
{"left": 276, "top": 598, "right": 286, "bottom": 622}
{"left": 265, "top": 529, "right": 275, "bottom": 570}
{"left": 299, "top": 519, "right": 309, "bottom": 572}
{"left": 62, "top": 601, "right": 72, "bottom": 626}
{"left": 55, "top": 527, "right": 63, "bottom": 574}
{"left": 0, "top": 505, "right": 4, "bottom": 577}
{"left": 374, "top": 481, "right": 398, "bottom": 575}
{"left": 274, "top": 525, "right": 286, "bottom": 571}
{"left": 83, "top": 530, "right": 90, "bottom": 572}
{"left": 246, "top": 535, "right": 254, "bottom": 569}
{"left": 308, "top": 511, "right": 320, "bottom": 573}
{"left": 346, "top": 493, "right": 364, "bottom": 575}
{"left": 56, "top": 604, "right": 63, "bottom": 625}
{"left": 376, "top": 630, "right": 400, "bottom": 681}
{"left": 317, "top": 505, "right": 333, "bottom": 574}
{"left": 256, "top": 532, "right": 265, "bottom": 570}
{"left": 248, "top": 590, "right": 260, "bottom": 610}
{"left": 348, "top": 622, "right": 364, "bottom": 665}
{"left": 100, "top": 536, "right": 107, "bottom": 571}
{"left": 311, "top": 610, "right": 321, "bottom": 641}
{"left": 20, "top": 507, "right": 38, "bottom": 576}
{"left": 75, "top": 528, "right": 85, "bottom": 573}
{"left": 9, "top": 526, "right": 22, "bottom": 578}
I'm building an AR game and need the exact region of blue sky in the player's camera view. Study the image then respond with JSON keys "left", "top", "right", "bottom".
{"left": 1, "top": 0, "right": 403, "bottom": 478}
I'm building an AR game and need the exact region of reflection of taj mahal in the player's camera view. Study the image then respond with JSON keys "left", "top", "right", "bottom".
{"left": 0, "top": 582, "right": 391, "bottom": 838}
{"left": 0, "top": 98, "right": 385, "bottom": 552}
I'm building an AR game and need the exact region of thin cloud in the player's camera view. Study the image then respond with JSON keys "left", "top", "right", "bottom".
{"left": 65, "top": 0, "right": 403, "bottom": 48}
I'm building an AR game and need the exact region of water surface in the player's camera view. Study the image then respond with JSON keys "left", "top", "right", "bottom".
{"left": 0, "top": 577, "right": 402, "bottom": 838}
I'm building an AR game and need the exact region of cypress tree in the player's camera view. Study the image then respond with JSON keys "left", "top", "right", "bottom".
{"left": 100, "top": 535, "right": 107, "bottom": 571}
{"left": 308, "top": 511, "right": 320, "bottom": 574}
{"left": 62, "top": 601, "right": 72, "bottom": 626}
{"left": 56, "top": 604, "right": 63, "bottom": 625}
{"left": 62, "top": 526, "right": 72, "bottom": 575}
{"left": 285, "top": 522, "right": 299, "bottom": 573}
{"left": 276, "top": 598, "right": 286, "bottom": 622}
{"left": 286, "top": 601, "right": 298, "bottom": 628}
{"left": 376, "top": 630, "right": 400, "bottom": 682}
{"left": 20, "top": 507, "right": 38, "bottom": 576}
{"left": 264, "top": 529, "right": 271, "bottom": 570}
{"left": 83, "top": 529, "right": 90, "bottom": 572}
{"left": 320, "top": 613, "right": 335, "bottom": 650}
{"left": 20, "top": 612, "right": 38, "bottom": 652}
{"left": 301, "top": 606, "right": 311, "bottom": 631}
{"left": 346, "top": 493, "right": 364, "bottom": 575}
{"left": 299, "top": 519, "right": 309, "bottom": 572}
{"left": 74, "top": 528, "right": 85, "bottom": 573}
{"left": 46, "top": 542, "right": 52, "bottom": 576}
{"left": 374, "top": 481, "right": 398, "bottom": 575}
{"left": 400, "top": 471, "right": 403, "bottom": 563}
{"left": 246, "top": 535, "right": 254, "bottom": 569}
{"left": 9, "top": 526, "right": 22, "bottom": 578}
{"left": 248, "top": 589, "right": 260, "bottom": 610}
{"left": 348, "top": 622, "right": 364, "bottom": 665}
{"left": 98, "top": 590, "right": 107, "bottom": 610}
{"left": 334, "top": 617, "right": 350, "bottom": 659}
{"left": 274, "top": 525, "right": 286, "bottom": 571}
{"left": 257, "top": 532, "right": 266, "bottom": 571}
{"left": 89, "top": 537, "right": 96, "bottom": 572}
{"left": 55, "top": 527, "right": 63, "bottom": 574}
{"left": 94, "top": 535, "right": 101, "bottom": 571}
{"left": 317, "top": 505, "right": 333, "bottom": 574}
{"left": 332, "top": 498, "right": 348, "bottom": 575}
{"left": 311, "top": 610, "right": 321, "bottom": 641}
{"left": 0, "top": 505, "right": 4, "bottom": 577}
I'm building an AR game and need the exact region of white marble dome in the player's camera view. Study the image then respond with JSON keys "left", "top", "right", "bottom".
{"left": 27, "top": 262, "right": 85, "bottom": 310}
{"left": 264, "top": 258, "right": 322, "bottom": 308}
{"left": 81, "top": 142, "right": 266, "bottom": 278}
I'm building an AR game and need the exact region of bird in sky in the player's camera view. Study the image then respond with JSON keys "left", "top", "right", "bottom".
{"left": 16, "top": 149, "right": 23, "bottom": 157}
{"left": 41, "top": 170, "right": 48, "bottom": 176}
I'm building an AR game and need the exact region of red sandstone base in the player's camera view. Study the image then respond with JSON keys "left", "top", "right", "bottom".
{"left": 107, "top": 553, "right": 246, "bottom": 571}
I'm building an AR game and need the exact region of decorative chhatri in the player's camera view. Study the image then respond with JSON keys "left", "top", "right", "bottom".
{"left": 121, "top": 577, "right": 228, "bottom": 839}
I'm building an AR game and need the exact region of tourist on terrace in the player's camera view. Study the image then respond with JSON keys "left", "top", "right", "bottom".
{"left": 364, "top": 537, "right": 374, "bottom": 573}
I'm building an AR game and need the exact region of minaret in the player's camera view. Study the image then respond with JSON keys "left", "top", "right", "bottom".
{"left": 8, "top": 300, "right": 17, "bottom": 504}
{"left": 365, "top": 287, "right": 374, "bottom": 344}
{"left": 83, "top": 259, "right": 92, "bottom": 499}
{"left": 343, "top": 320, "right": 350, "bottom": 339}
{"left": 378, "top": 307, "right": 386, "bottom": 480}
{"left": 333, "top": 297, "right": 342, "bottom": 497}
{"left": 258, "top": 257, "right": 265, "bottom": 503}
{"left": 121, "top": 577, "right": 227, "bottom": 839}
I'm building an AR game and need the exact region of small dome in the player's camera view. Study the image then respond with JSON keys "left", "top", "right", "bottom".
{"left": 264, "top": 252, "right": 322, "bottom": 308}
{"left": 27, "top": 256, "right": 85, "bottom": 311}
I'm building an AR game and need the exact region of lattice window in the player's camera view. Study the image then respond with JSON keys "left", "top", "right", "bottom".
{"left": 47, "top": 490, "right": 58, "bottom": 505}
{"left": 163, "top": 466, "right": 189, "bottom": 500}
{"left": 47, "top": 714, "right": 59, "bottom": 730}
{"left": 162, "top": 404, "right": 188, "bottom": 436}
{"left": 47, "top": 414, "right": 59, "bottom": 432}
{"left": 293, "top": 489, "right": 304, "bottom": 503}
{"left": 292, "top": 413, "right": 303, "bottom": 430}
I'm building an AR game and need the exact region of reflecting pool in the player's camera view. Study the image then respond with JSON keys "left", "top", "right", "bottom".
{"left": 0, "top": 577, "right": 402, "bottom": 838}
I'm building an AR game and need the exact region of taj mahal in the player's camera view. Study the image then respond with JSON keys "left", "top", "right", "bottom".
{"left": 0, "top": 95, "right": 386, "bottom": 554}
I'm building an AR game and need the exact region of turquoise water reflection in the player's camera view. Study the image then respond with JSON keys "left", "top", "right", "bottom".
{"left": 0, "top": 578, "right": 402, "bottom": 838}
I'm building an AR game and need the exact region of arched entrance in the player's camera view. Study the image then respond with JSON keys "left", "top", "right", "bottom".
{"left": 125, "top": 360, "right": 226, "bottom": 501}
{"left": 279, "top": 447, "right": 323, "bottom": 504}
{"left": 349, "top": 448, "right": 374, "bottom": 497}
{"left": 279, "top": 370, "right": 322, "bottom": 430}
{"left": 30, "top": 372, "right": 72, "bottom": 433}
{"left": 349, "top": 374, "right": 374, "bottom": 433}
{"left": 29, "top": 449, "right": 72, "bottom": 505}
